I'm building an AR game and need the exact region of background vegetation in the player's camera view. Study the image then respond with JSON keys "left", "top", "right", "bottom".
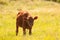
{"left": 0, "top": 0, "right": 60, "bottom": 40}
{"left": 46, "top": 0, "right": 60, "bottom": 3}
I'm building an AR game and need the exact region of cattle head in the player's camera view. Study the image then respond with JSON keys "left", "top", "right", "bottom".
{"left": 27, "top": 16, "right": 38, "bottom": 27}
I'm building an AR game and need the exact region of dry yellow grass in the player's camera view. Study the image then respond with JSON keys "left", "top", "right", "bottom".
{"left": 0, "top": 0, "right": 60, "bottom": 40}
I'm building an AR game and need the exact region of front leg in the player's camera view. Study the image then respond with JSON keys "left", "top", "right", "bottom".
{"left": 29, "top": 28, "right": 32, "bottom": 35}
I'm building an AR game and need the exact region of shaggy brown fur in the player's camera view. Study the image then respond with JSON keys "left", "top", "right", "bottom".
{"left": 16, "top": 10, "right": 38, "bottom": 36}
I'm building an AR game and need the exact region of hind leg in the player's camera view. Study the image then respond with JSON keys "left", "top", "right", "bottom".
{"left": 16, "top": 24, "right": 19, "bottom": 36}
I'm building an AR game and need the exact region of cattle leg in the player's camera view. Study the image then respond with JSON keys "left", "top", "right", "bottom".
{"left": 29, "top": 28, "right": 32, "bottom": 35}
{"left": 23, "top": 28, "right": 26, "bottom": 35}
{"left": 16, "top": 25, "right": 18, "bottom": 36}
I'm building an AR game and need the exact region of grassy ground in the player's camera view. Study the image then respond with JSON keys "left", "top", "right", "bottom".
{"left": 0, "top": 0, "right": 60, "bottom": 40}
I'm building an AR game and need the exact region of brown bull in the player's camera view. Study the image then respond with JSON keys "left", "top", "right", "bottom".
{"left": 16, "top": 10, "right": 38, "bottom": 36}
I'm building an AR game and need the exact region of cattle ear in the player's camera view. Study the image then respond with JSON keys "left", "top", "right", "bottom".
{"left": 34, "top": 16, "right": 38, "bottom": 20}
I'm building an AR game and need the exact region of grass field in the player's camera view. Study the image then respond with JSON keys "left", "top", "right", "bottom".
{"left": 0, "top": 0, "right": 60, "bottom": 40}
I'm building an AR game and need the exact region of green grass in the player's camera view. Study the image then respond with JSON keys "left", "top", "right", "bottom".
{"left": 0, "top": 0, "right": 60, "bottom": 40}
